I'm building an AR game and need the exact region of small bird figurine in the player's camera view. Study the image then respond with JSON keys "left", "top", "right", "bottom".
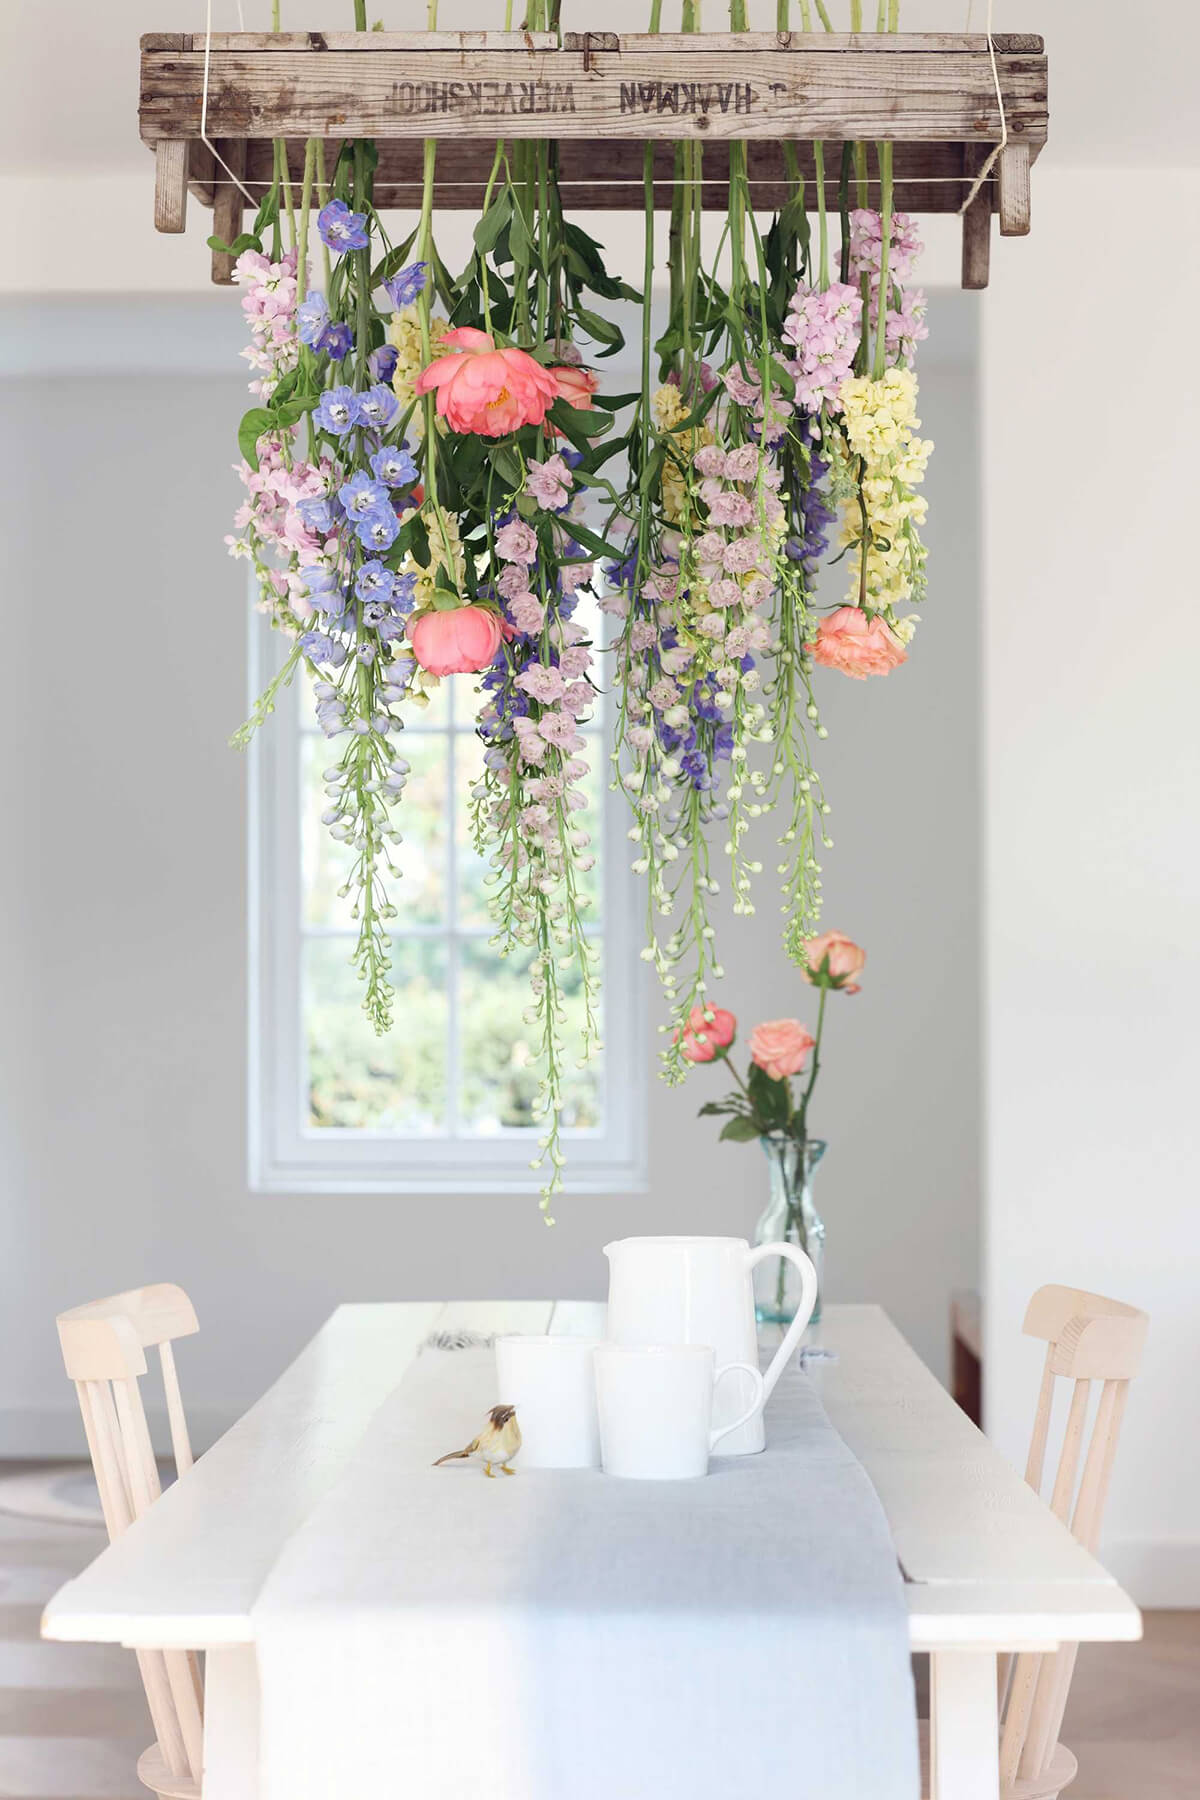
{"left": 433, "top": 1403, "right": 521, "bottom": 1478}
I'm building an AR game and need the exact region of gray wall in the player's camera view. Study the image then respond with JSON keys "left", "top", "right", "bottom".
{"left": 0, "top": 292, "right": 979, "bottom": 1452}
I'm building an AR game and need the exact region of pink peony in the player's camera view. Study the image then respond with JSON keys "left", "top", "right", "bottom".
{"left": 811, "top": 606, "right": 907, "bottom": 679}
{"left": 800, "top": 930, "right": 865, "bottom": 994}
{"left": 748, "top": 1019, "right": 816, "bottom": 1081}
{"left": 678, "top": 1005, "right": 737, "bottom": 1063}
{"left": 415, "top": 328, "right": 559, "bottom": 437}
{"left": 408, "top": 605, "right": 503, "bottom": 676}
{"left": 550, "top": 365, "right": 599, "bottom": 412}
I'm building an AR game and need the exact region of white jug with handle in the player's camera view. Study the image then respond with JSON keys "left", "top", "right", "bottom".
{"left": 603, "top": 1235, "right": 818, "bottom": 1455}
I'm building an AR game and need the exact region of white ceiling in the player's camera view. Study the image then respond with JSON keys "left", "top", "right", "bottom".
{"left": 5, "top": 0, "right": 1197, "bottom": 175}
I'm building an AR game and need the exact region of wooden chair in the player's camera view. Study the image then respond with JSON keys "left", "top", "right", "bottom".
{"left": 56, "top": 1284, "right": 204, "bottom": 1800}
{"left": 922, "top": 1283, "right": 1148, "bottom": 1799}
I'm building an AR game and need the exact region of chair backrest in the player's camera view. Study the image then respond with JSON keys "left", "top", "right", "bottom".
{"left": 56, "top": 1285, "right": 204, "bottom": 1790}
{"left": 999, "top": 1284, "right": 1148, "bottom": 1792}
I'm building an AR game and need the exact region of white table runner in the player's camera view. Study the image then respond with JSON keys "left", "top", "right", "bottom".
{"left": 253, "top": 1345, "right": 919, "bottom": 1800}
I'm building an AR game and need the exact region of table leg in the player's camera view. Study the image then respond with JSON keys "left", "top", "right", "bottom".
{"left": 930, "top": 1651, "right": 999, "bottom": 1800}
{"left": 201, "top": 1646, "right": 260, "bottom": 1800}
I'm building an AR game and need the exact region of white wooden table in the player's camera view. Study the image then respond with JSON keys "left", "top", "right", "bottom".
{"left": 42, "top": 1302, "right": 1140, "bottom": 1800}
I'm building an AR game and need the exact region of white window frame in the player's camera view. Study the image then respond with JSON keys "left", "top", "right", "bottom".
{"left": 248, "top": 599, "right": 649, "bottom": 1195}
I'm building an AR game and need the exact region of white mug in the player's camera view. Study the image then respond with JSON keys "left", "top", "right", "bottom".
{"left": 494, "top": 1334, "right": 602, "bottom": 1469}
{"left": 594, "top": 1343, "right": 767, "bottom": 1480}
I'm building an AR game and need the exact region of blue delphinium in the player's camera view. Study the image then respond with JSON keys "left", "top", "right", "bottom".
{"left": 318, "top": 199, "right": 369, "bottom": 254}
{"left": 297, "top": 290, "right": 331, "bottom": 347}
{"left": 383, "top": 262, "right": 428, "bottom": 310}
{"left": 354, "top": 559, "right": 393, "bottom": 602}
{"left": 298, "top": 562, "right": 340, "bottom": 598}
{"left": 357, "top": 384, "right": 399, "bottom": 431}
{"left": 368, "top": 344, "right": 399, "bottom": 384}
{"left": 356, "top": 508, "right": 399, "bottom": 553}
{"left": 370, "top": 442, "right": 417, "bottom": 488}
{"left": 391, "top": 571, "right": 418, "bottom": 614}
{"left": 339, "top": 472, "right": 389, "bottom": 521}
{"left": 314, "top": 386, "right": 360, "bottom": 436}
{"left": 296, "top": 495, "right": 338, "bottom": 536}
{"left": 299, "top": 630, "right": 346, "bottom": 668}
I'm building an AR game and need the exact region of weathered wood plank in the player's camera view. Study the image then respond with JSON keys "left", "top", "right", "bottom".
{"left": 961, "top": 150, "right": 993, "bottom": 290}
{"left": 139, "top": 44, "right": 1048, "bottom": 146}
{"left": 997, "top": 141, "right": 1031, "bottom": 235}
{"left": 196, "top": 136, "right": 1001, "bottom": 216}
{"left": 153, "top": 139, "right": 188, "bottom": 232}
{"left": 177, "top": 30, "right": 561, "bottom": 52}
{"left": 587, "top": 31, "right": 1045, "bottom": 53}
{"left": 210, "top": 139, "right": 246, "bottom": 286}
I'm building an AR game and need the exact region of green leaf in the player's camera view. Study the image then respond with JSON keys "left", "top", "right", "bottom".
{"left": 272, "top": 396, "right": 315, "bottom": 428}
{"left": 719, "top": 1116, "right": 761, "bottom": 1143}
{"left": 372, "top": 231, "right": 420, "bottom": 285}
{"left": 237, "top": 407, "right": 275, "bottom": 471}
{"left": 207, "top": 230, "right": 262, "bottom": 257}
{"left": 573, "top": 306, "right": 623, "bottom": 350}
{"left": 473, "top": 192, "right": 512, "bottom": 257}
{"left": 547, "top": 399, "right": 613, "bottom": 446}
{"left": 487, "top": 443, "right": 523, "bottom": 489}
{"left": 747, "top": 1063, "right": 790, "bottom": 1130}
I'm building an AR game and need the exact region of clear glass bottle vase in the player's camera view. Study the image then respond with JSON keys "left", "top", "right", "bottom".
{"left": 753, "top": 1135, "right": 826, "bottom": 1326}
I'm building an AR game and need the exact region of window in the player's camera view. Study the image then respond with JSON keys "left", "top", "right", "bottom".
{"left": 249, "top": 592, "right": 647, "bottom": 1194}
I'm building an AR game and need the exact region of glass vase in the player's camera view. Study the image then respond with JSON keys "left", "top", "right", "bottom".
{"left": 753, "top": 1135, "right": 826, "bottom": 1327}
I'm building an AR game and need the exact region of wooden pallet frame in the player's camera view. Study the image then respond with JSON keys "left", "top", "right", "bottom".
{"left": 140, "top": 30, "right": 1047, "bottom": 289}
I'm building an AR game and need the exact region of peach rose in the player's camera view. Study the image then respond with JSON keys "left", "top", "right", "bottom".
{"left": 748, "top": 1019, "right": 816, "bottom": 1081}
{"left": 811, "top": 606, "right": 907, "bottom": 679}
{"left": 801, "top": 929, "right": 865, "bottom": 994}
{"left": 550, "top": 364, "right": 599, "bottom": 411}
{"left": 408, "top": 605, "right": 503, "bottom": 676}
{"left": 678, "top": 1005, "right": 737, "bottom": 1063}
{"left": 415, "top": 328, "right": 559, "bottom": 437}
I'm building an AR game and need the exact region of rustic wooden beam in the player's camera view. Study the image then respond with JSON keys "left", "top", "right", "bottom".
{"left": 210, "top": 140, "right": 246, "bottom": 286}
{"left": 997, "top": 142, "right": 1031, "bottom": 236}
{"left": 153, "top": 139, "right": 189, "bottom": 232}
{"left": 138, "top": 35, "right": 1048, "bottom": 147}
{"left": 961, "top": 150, "right": 993, "bottom": 290}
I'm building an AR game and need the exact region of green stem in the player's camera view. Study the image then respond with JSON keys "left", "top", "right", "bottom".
{"left": 797, "top": 984, "right": 826, "bottom": 1134}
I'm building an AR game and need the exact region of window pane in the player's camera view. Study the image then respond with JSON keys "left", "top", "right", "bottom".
{"left": 457, "top": 939, "right": 603, "bottom": 1134}
{"left": 305, "top": 936, "right": 448, "bottom": 1130}
{"left": 301, "top": 734, "right": 449, "bottom": 929}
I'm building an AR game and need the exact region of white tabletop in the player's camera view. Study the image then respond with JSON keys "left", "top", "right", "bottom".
{"left": 42, "top": 1301, "right": 1141, "bottom": 1656}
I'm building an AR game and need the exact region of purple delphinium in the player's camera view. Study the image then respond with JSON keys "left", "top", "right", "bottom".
{"left": 383, "top": 262, "right": 428, "bottom": 310}
{"left": 368, "top": 344, "right": 399, "bottom": 384}
{"left": 318, "top": 199, "right": 369, "bottom": 254}
{"left": 314, "top": 386, "right": 360, "bottom": 436}
{"left": 391, "top": 571, "right": 418, "bottom": 614}
{"left": 357, "top": 383, "right": 400, "bottom": 431}
{"left": 298, "top": 562, "right": 341, "bottom": 597}
{"left": 322, "top": 322, "right": 353, "bottom": 362}
{"left": 370, "top": 442, "right": 417, "bottom": 488}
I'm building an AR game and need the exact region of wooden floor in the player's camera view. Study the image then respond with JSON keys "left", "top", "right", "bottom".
{"left": 2, "top": 1508, "right": 1197, "bottom": 1798}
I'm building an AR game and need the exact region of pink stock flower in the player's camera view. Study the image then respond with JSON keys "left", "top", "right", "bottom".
{"left": 748, "top": 1019, "right": 816, "bottom": 1081}
{"left": 693, "top": 445, "right": 728, "bottom": 478}
{"left": 525, "top": 453, "right": 574, "bottom": 510}
{"left": 811, "top": 606, "right": 907, "bottom": 679}
{"left": 800, "top": 930, "right": 865, "bottom": 994}
{"left": 495, "top": 518, "right": 539, "bottom": 565}
{"left": 708, "top": 491, "right": 754, "bottom": 528}
{"left": 415, "top": 328, "right": 559, "bottom": 436}
{"left": 408, "top": 605, "right": 503, "bottom": 676}
{"left": 678, "top": 1005, "right": 737, "bottom": 1063}
{"left": 508, "top": 592, "right": 546, "bottom": 635}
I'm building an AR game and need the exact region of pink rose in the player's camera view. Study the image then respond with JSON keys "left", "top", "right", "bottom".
{"left": 415, "top": 328, "right": 559, "bottom": 437}
{"left": 678, "top": 1005, "right": 737, "bottom": 1063}
{"left": 748, "top": 1019, "right": 816, "bottom": 1081}
{"left": 800, "top": 929, "right": 865, "bottom": 994}
{"left": 811, "top": 606, "right": 907, "bottom": 680}
{"left": 408, "top": 605, "right": 503, "bottom": 676}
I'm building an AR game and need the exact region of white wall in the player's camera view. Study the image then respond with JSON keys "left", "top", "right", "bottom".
{"left": 0, "top": 290, "right": 980, "bottom": 1452}
{"left": 981, "top": 166, "right": 1200, "bottom": 1604}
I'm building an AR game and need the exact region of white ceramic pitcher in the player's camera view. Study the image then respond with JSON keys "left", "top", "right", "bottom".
{"left": 603, "top": 1235, "right": 818, "bottom": 1455}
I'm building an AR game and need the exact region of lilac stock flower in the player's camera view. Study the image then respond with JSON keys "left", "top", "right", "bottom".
{"left": 314, "top": 386, "right": 360, "bottom": 436}
{"left": 339, "top": 471, "right": 389, "bottom": 521}
{"left": 296, "top": 495, "right": 338, "bottom": 536}
{"left": 358, "top": 384, "right": 399, "bottom": 431}
{"left": 368, "top": 344, "right": 399, "bottom": 384}
{"left": 355, "top": 559, "right": 393, "bottom": 603}
{"left": 356, "top": 507, "right": 400, "bottom": 552}
{"left": 370, "top": 442, "right": 417, "bottom": 487}
{"left": 322, "top": 322, "right": 353, "bottom": 362}
{"left": 383, "top": 262, "right": 428, "bottom": 309}
{"left": 297, "top": 290, "right": 330, "bottom": 347}
{"left": 318, "top": 199, "right": 369, "bottom": 254}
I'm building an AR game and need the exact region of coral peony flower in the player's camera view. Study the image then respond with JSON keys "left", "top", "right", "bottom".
{"left": 414, "top": 328, "right": 559, "bottom": 437}
{"left": 811, "top": 605, "right": 907, "bottom": 679}
{"left": 408, "top": 605, "right": 503, "bottom": 676}
{"left": 800, "top": 930, "right": 865, "bottom": 994}
{"left": 748, "top": 1019, "right": 816, "bottom": 1081}
{"left": 678, "top": 1005, "right": 737, "bottom": 1063}
{"left": 550, "top": 365, "right": 599, "bottom": 411}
